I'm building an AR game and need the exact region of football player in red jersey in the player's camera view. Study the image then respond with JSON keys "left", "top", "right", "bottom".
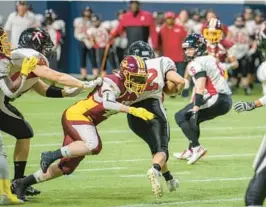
{"left": 203, "top": 18, "right": 239, "bottom": 79}
{"left": 13, "top": 55, "right": 155, "bottom": 201}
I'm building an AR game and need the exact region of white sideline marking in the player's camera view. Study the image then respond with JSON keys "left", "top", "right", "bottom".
{"left": 5, "top": 125, "right": 263, "bottom": 138}
{"left": 75, "top": 167, "right": 127, "bottom": 172}
{"left": 4, "top": 135, "right": 262, "bottom": 149}
{"left": 113, "top": 197, "right": 243, "bottom": 207}
{"left": 25, "top": 153, "right": 255, "bottom": 168}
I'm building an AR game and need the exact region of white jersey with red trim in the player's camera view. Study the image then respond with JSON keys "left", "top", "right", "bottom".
{"left": 9, "top": 48, "right": 49, "bottom": 97}
{"left": 187, "top": 55, "right": 231, "bottom": 97}
{"left": 133, "top": 56, "right": 176, "bottom": 103}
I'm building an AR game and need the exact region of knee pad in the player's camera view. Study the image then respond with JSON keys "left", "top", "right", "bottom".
{"left": 175, "top": 111, "right": 187, "bottom": 127}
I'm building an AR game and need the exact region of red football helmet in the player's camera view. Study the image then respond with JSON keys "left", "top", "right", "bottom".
{"left": 120, "top": 55, "right": 148, "bottom": 95}
{"left": 203, "top": 18, "right": 223, "bottom": 44}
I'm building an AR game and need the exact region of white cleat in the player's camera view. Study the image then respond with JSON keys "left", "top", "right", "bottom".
{"left": 166, "top": 178, "right": 179, "bottom": 192}
{"left": 173, "top": 149, "right": 192, "bottom": 160}
{"left": 187, "top": 146, "right": 207, "bottom": 165}
{"left": 147, "top": 167, "right": 163, "bottom": 197}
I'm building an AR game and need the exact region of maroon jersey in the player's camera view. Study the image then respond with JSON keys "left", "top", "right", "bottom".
{"left": 207, "top": 39, "right": 235, "bottom": 63}
{"left": 67, "top": 73, "right": 138, "bottom": 126}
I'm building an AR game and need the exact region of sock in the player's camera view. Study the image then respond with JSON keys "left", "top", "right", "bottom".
{"left": 14, "top": 161, "right": 26, "bottom": 180}
{"left": 153, "top": 163, "right": 161, "bottom": 172}
{"left": 22, "top": 174, "right": 37, "bottom": 186}
{"left": 60, "top": 146, "right": 71, "bottom": 158}
{"left": 163, "top": 171, "right": 173, "bottom": 181}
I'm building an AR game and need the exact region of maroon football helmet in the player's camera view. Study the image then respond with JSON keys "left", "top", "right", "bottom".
{"left": 120, "top": 55, "right": 148, "bottom": 94}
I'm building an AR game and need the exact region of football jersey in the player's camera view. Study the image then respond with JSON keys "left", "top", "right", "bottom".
{"left": 87, "top": 25, "right": 109, "bottom": 48}
{"left": 187, "top": 55, "right": 231, "bottom": 97}
{"left": 9, "top": 48, "right": 49, "bottom": 97}
{"left": 257, "top": 61, "right": 266, "bottom": 82}
{"left": 207, "top": 39, "right": 236, "bottom": 63}
{"left": 228, "top": 25, "right": 250, "bottom": 59}
{"left": 133, "top": 57, "right": 176, "bottom": 103}
{"left": 67, "top": 73, "right": 138, "bottom": 126}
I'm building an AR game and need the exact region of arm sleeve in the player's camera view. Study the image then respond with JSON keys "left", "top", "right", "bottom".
{"left": 110, "top": 18, "right": 125, "bottom": 38}
{"left": 0, "top": 76, "right": 26, "bottom": 98}
{"left": 101, "top": 78, "right": 123, "bottom": 111}
{"left": 161, "top": 57, "right": 177, "bottom": 79}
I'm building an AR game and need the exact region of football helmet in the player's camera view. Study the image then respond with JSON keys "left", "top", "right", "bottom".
{"left": 0, "top": 27, "right": 11, "bottom": 57}
{"left": 203, "top": 18, "right": 223, "bottom": 44}
{"left": 182, "top": 33, "right": 207, "bottom": 61}
{"left": 128, "top": 41, "right": 155, "bottom": 60}
{"left": 18, "top": 28, "right": 54, "bottom": 60}
{"left": 120, "top": 55, "right": 148, "bottom": 95}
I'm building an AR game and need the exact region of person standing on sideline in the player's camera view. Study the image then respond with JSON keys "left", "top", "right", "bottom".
{"left": 74, "top": 6, "right": 97, "bottom": 80}
{"left": 4, "top": 1, "right": 37, "bottom": 48}
{"left": 110, "top": 1, "right": 158, "bottom": 49}
{"left": 159, "top": 12, "right": 188, "bottom": 96}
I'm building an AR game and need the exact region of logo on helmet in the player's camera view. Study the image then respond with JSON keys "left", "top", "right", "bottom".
{"left": 32, "top": 31, "right": 44, "bottom": 45}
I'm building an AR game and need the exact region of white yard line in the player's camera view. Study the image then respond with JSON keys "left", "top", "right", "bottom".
{"left": 112, "top": 197, "right": 243, "bottom": 207}
{"left": 75, "top": 167, "right": 127, "bottom": 172}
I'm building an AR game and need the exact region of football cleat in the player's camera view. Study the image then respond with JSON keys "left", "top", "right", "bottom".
{"left": 147, "top": 167, "right": 163, "bottom": 197}
{"left": 40, "top": 151, "right": 55, "bottom": 173}
{"left": 0, "top": 179, "right": 24, "bottom": 205}
{"left": 166, "top": 178, "right": 179, "bottom": 192}
{"left": 12, "top": 178, "right": 40, "bottom": 196}
{"left": 10, "top": 179, "right": 27, "bottom": 201}
{"left": 187, "top": 146, "right": 207, "bottom": 165}
{"left": 173, "top": 149, "right": 192, "bottom": 160}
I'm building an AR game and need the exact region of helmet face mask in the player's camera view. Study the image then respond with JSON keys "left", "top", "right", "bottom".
{"left": 182, "top": 33, "right": 207, "bottom": 61}
{"left": 120, "top": 55, "right": 148, "bottom": 95}
{"left": 0, "top": 31, "right": 11, "bottom": 57}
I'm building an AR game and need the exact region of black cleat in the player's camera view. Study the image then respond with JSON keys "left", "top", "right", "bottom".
{"left": 11, "top": 179, "right": 27, "bottom": 201}
{"left": 40, "top": 151, "right": 54, "bottom": 173}
{"left": 25, "top": 185, "right": 41, "bottom": 196}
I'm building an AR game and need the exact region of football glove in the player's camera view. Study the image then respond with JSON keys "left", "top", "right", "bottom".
{"left": 21, "top": 57, "right": 38, "bottom": 76}
{"left": 83, "top": 77, "right": 103, "bottom": 89}
{"left": 233, "top": 101, "right": 256, "bottom": 113}
{"left": 129, "top": 107, "right": 154, "bottom": 121}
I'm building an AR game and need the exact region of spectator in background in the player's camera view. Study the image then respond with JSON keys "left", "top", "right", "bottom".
{"left": 153, "top": 11, "right": 164, "bottom": 32}
{"left": 74, "top": 6, "right": 96, "bottom": 80}
{"left": 229, "top": 14, "right": 253, "bottom": 95}
{"left": 87, "top": 14, "right": 111, "bottom": 76}
{"left": 187, "top": 8, "right": 202, "bottom": 34}
{"left": 244, "top": 6, "right": 254, "bottom": 35}
{"left": 4, "top": 1, "right": 37, "bottom": 48}
{"left": 43, "top": 9, "right": 65, "bottom": 71}
{"left": 110, "top": 1, "right": 158, "bottom": 49}
{"left": 175, "top": 9, "right": 190, "bottom": 33}
{"left": 110, "top": 9, "right": 127, "bottom": 65}
{"left": 159, "top": 11, "right": 188, "bottom": 96}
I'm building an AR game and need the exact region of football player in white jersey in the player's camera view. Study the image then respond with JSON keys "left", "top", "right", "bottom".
{"left": 5, "top": 28, "right": 102, "bottom": 197}
{"left": 0, "top": 26, "right": 38, "bottom": 204}
{"left": 173, "top": 33, "right": 232, "bottom": 164}
{"left": 127, "top": 41, "right": 187, "bottom": 197}
{"left": 233, "top": 22, "right": 266, "bottom": 207}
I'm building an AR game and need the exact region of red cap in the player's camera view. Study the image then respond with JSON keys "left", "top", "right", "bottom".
{"left": 164, "top": 11, "right": 175, "bottom": 19}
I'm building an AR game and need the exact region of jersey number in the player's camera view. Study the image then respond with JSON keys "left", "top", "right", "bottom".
{"left": 145, "top": 69, "right": 159, "bottom": 91}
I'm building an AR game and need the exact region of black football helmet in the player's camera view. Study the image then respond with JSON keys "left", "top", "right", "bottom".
{"left": 18, "top": 28, "right": 54, "bottom": 60}
{"left": 182, "top": 33, "right": 207, "bottom": 61}
{"left": 127, "top": 41, "right": 155, "bottom": 60}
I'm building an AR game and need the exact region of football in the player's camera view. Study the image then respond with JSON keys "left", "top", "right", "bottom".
{"left": 163, "top": 80, "right": 178, "bottom": 95}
